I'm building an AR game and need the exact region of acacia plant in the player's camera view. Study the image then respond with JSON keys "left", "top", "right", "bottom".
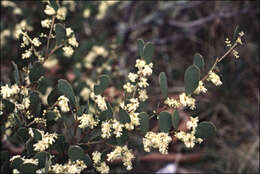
{"left": 0, "top": 1, "right": 245, "bottom": 173}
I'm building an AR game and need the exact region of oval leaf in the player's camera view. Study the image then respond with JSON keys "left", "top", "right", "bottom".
{"left": 58, "top": 79, "right": 78, "bottom": 108}
{"left": 83, "top": 154, "right": 92, "bottom": 167}
{"left": 139, "top": 112, "right": 149, "bottom": 134}
{"left": 34, "top": 152, "right": 50, "bottom": 169}
{"left": 171, "top": 110, "right": 180, "bottom": 130}
{"left": 195, "top": 121, "right": 216, "bottom": 139}
{"left": 49, "top": 0, "right": 59, "bottom": 11}
{"left": 55, "top": 23, "right": 66, "bottom": 45}
{"left": 193, "top": 53, "right": 205, "bottom": 71}
{"left": 11, "top": 157, "right": 23, "bottom": 169}
{"left": 68, "top": 145, "right": 85, "bottom": 161}
{"left": 47, "top": 88, "right": 62, "bottom": 106}
{"left": 29, "top": 91, "right": 41, "bottom": 116}
{"left": 19, "top": 163, "right": 37, "bottom": 173}
{"left": 29, "top": 62, "right": 45, "bottom": 83}
{"left": 32, "top": 128, "right": 42, "bottom": 141}
{"left": 137, "top": 39, "right": 145, "bottom": 58}
{"left": 94, "top": 75, "right": 110, "bottom": 95}
{"left": 99, "top": 102, "right": 113, "bottom": 121}
{"left": 16, "top": 127, "right": 29, "bottom": 143}
{"left": 116, "top": 129, "right": 128, "bottom": 146}
{"left": 184, "top": 65, "right": 200, "bottom": 95}
{"left": 159, "top": 111, "right": 172, "bottom": 133}
{"left": 119, "top": 107, "right": 130, "bottom": 124}
{"left": 159, "top": 72, "right": 168, "bottom": 98}
{"left": 143, "top": 42, "right": 154, "bottom": 63}
{"left": 2, "top": 99, "right": 15, "bottom": 114}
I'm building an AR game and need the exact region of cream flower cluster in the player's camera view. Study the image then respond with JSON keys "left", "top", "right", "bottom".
{"left": 33, "top": 130, "right": 58, "bottom": 151}
{"left": 34, "top": 117, "right": 47, "bottom": 126}
{"left": 1, "top": 1, "right": 22, "bottom": 15}
{"left": 1, "top": 29, "right": 11, "bottom": 48}
{"left": 101, "top": 120, "right": 112, "bottom": 138}
{"left": 164, "top": 97, "right": 180, "bottom": 108}
{"left": 125, "top": 112, "right": 140, "bottom": 130}
{"left": 44, "top": 3, "right": 67, "bottom": 21}
{"left": 10, "top": 155, "right": 38, "bottom": 165}
{"left": 125, "top": 98, "right": 139, "bottom": 112}
{"left": 80, "top": 87, "right": 91, "bottom": 101}
{"left": 57, "top": 95, "right": 70, "bottom": 112}
{"left": 84, "top": 46, "right": 109, "bottom": 69}
{"left": 101, "top": 119, "right": 124, "bottom": 138}
{"left": 96, "top": 1, "right": 119, "bottom": 20}
{"left": 194, "top": 81, "right": 207, "bottom": 94}
{"left": 63, "top": 27, "right": 79, "bottom": 57}
{"left": 15, "top": 29, "right": 44, "bottom": 61}
{"left": 123, "top": 59, "right": 152, "bottom": 99}
{"left": 143, "top": 132, "right": 172, "bottom": 154}
{"left": 207, "top": 71, "right": 222, "bottom": 86}
{"left": 50, "top": 160, "right": 87, "bottom": 173}
{"left": 90, "top": 92, "right": 107, "bottom": 111}
{"left": 78, "top": 113, "right": 99, "bottom": 129}
{"left": 226, "top": 31, "right": 244, "bottom": 59}
{"left": 175, "top": 117, "right": 203, "bottom": 148}
{"left": 179, "top": 93, "right": 196, "bottom": 110}
{"left": 92, "top": 151, "right": 110, "bottom": 173}
{"left": 1, "top": 84, "right": 20, "bottom": 99}
{"left": 107, "top": 145, "right": 135, "bottom": 171}
{"left": 13, "top": 20, "right": 33, "bottom": 39}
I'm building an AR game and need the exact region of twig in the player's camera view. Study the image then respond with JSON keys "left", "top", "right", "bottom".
{"left": 138, "top": 152, "right": 204, "bottom": 162}
{"left": 201, "top": 42, "right": 238, "bottom": 82}
{"left": 44, "top": 16, "right": 56, "bottom": 60}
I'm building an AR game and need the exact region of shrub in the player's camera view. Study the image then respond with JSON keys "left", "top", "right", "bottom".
{"left": 0, "top": 1, "right": 245, "bottom": 173}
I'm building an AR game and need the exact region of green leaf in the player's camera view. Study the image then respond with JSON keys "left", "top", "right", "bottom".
{"left": 29, "top": 91, "right": 41, "bottom": 116}
{"left": 2, "top": 99, "right": 15, "bottom": 114}
{"left": 45, "top": 111, "right": 57, "bottom": 121}
{"left": 119, "top": 107, "right": 131, "bottom": 124}
{"left": 58, "top": 79, "right": 78, "bottom": 108}
{"left": 159, "top": 111, "right": 172, "bottom": 133}
{"left": 52, "top": 135, "right": 69, "bottom": 154}
{"left": 55, "top": 23, "right": 66, "bottom": 45}
{"left": 195, "top": 121, "right": 216, "bottom": 139}
{"left": 159, "top": 72, "right": 168, "bottom": 98}
{"left": 89, "top": 128, "right": 101, "bottom": 141}
{"left": 16, "top": 127, "right": 29, "bottom": 143}
{"left": 171, "top": 110, "right": 180, "bottom": 130}
{"left": 34, "top": 152, "right": 50, "bottom": 169}
{"left": 116, "top": 129, "right": 128, "bottom": 146}
{"left": 11, "top": 61, "right": 21, "bottom": 85}
{"left": 232, "top": 25, "right": 239, "bottom": 44}
{"left": 143, "top": 42, "right": 154, "bottom": 63}
{"left": 68, "top": 145, "right": 85, "bottom": 161}
{"left": 139, "top": 112, "right": 149, "bottom": 134}
{"left": 32, "top": 128, "right": 42, "bottom": 141}
{"left": 83, "top": 154, "right": 92, "bottom": 167}
{"left": 47, "top": 88, "right": 62, "bottom": 106}
{"left": 0, "top": 151, "right": 9, "bottom": 164}
{"left": 49, "top": 0, "right": 59, "bottom": 11}
{"left": 11, "top": 157, "right": 23, "bottom": 169}
{"left": 94, "top": 75, "right": 110, "bottom": 95}
{"left": 184, "top": 65, "right": 200, "bottom": 95}
{"left": 19, "top": 163, "right": 37, "bottom": 173}
{"left": 99, "top": 102, "right": 113, "bottom": 121}
{"left": 29, "top": 62, "right": 45, "bottom": 83}
{"left": 137, "top": 39, "right": 145, "bottom": 58}
{"left": 193, "top": 53, "right": 205, "bottom": 71}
